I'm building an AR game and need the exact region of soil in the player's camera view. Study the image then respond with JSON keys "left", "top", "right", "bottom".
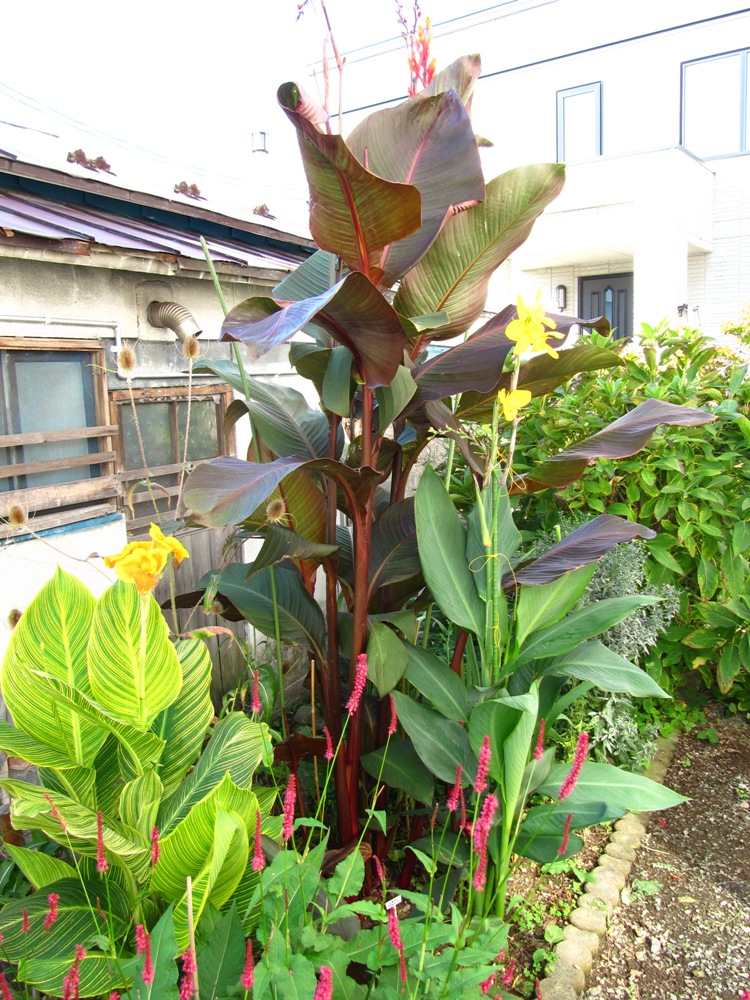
{"left": 581, "top": 710, "right": 750, "bottom": 1000}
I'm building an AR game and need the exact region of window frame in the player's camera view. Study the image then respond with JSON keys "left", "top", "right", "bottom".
{"left": 556, "top": 81, "right": 602, "bottom": 163}
{"left": 680, "top": 48, "right": 749, "bottom": 159}
{"left": 0, "top": 338, "right": 117, "bottom": 537}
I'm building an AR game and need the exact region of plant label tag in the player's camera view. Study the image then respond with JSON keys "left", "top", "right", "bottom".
{"left": 385, "top": 895, "right": 402, "bottom": 911}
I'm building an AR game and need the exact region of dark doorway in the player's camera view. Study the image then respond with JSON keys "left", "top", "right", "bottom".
{"left": 579, "top": 273, "right": 633, "bottom": 340}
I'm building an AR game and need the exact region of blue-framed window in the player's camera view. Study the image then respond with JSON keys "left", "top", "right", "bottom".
{"left": 556, "top": 82, "right": 602, "bottom": 162}
{"left": 682, "top": 49, "right": 749, "bottom": 158}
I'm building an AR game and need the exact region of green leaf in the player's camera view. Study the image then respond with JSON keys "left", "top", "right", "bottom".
{"left": 415, "top": 466, "right": 485, "bottom": 635}
{"left": 697, "top": 552, "right": 719, "bottom": 599}
{"left": 0, "top": 720, "right": 79, "bottom": 768}
{"left": 152, "top": 639, "right": 214, "bottom": 798}
{"left": 646, "top": 543, "right": 685, "bottom": 575}
{"left": 2, "top": 568, "right": 105, "bottom": 767}
{"left": 536, "top": 761, "right": 687, "bottom": 812}
{"left": 368, "top": 498, "right": 420, "bottom": 599}
{"left": 514, "top": 565, "right": 596, "bottom": 646}
{"left": 732, "top": 520, "right": 750, "bottom": 555}
{"left": 322, "top": 345, "right": 354, "bottom": 416}
{"left": 246, "top": 525, "right": 339, "bottom": 579}
{"left": 717, "top": 642, "right": 741, "bottom": 693}
{"left": 366, "top": 622, "right": 409, "bottom": 697}
{"left": 544, "top": 641, "right": 669, "bottom": 698}
{"left": 88, "top": 582, "right": 182, "bottom": 729}
{"left": 361, "top": 740, "right": 435, "bottom": 804}
{"left": 278, "top": 82, "right": 422, "bottom": 278}
{"left": 243, "top": 379, "right": 331, "bottom": 460}
{"left": 404, "top": 644, "right": 470, "bottom": 723}
{"left": 20, "top": 954, "right": 128, "bottom": 999}
{"left": 391, "top": 693, "right": 477, "bottom": 785}
{"left": 119, "top": 770, "right": 163, "bottom": 841}
{"left": 375, "top": 365, "right": 418, "bottom": 429}
{"left": 122, "top": 903, "right": 180, "bottom": 1000}
{"left": 2, "top": 844, "right": 75, "bottom": 889}
{"left": 197, "top": 903, "right": 246, "bottom": 1000}
{"left": 503, "top": 684, "right": 539, "bottom": 813}
{"left": 273, "top": 249, "right": 337, "bottom": 301}
{"left": 395, "top": 165, "right": 565, "bottom": 340}
{"left": 327, "top": 849, "right": 365, "bottom": 900}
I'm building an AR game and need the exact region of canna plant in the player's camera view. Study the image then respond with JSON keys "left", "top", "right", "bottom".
{"left": 181, "top": 53, "right": 712, "bottom": 862}
{"left": 0, "top": 531, "right": 278, "bottom": 997}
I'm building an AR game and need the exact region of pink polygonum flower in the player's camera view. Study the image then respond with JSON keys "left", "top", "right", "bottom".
{"left": 251, "top": 670, "right": 262, "bottom": 715}
{"left": 107, "top": 994, "right": 121, "bottom": 1000}
{"left": 21, "top": 909, "right": 29, "bottom": 934}
{"left": 535, "top": 977, "right": 544, "bottom": 999}
{"left": 241, "top": 939, "right": 255, "bottom": 989}
{"left": 252, "top": 810, "right": 265, "bottom": 872}
{"left": 472, "top": 794, "right": 499, "bottom": 892}
{"left": 346, "top": 654, "right": 369, "bottom": 715}
{"left": 96, "top": 811, "right": 108, "bottom": 874}
{"left": 446, "top": 765, "right": 462, "bottom": 812}
{"left": 62, "top": 945, "right": 86, "bottom": 1000}
{"left": 43, "top": 792, "right": 67, "bottom": 832}
{"left": 323, "top": 726, "right": 334, "bottom": 761}
{"left": 475, "top": 736, "right": 491, "bottom": 794}
{"left": 479, "top": 971, "right": 496, "bottom": 995}
{"left": 179, "top": 947, "right": 196, "bottom": 1000}
{"left": 0, "top": 972, "right": 13, "bottom": 1000}
{"left": 534, "top": 719, "right": 545, "bottom": 761}
{"left": 136, "top": 926, "right": 154, "bottom": 985}
{"left": 372, "top": 855, "right": 386, "bottom": 884}
{"left": 558, "top": 732, "right": 589, "bottom": 801}
{"left": 282, "top": 774, "right": 297, "bottom": 842}
{"left": 151, "top": 826, "right": 161, "bottom": 867}
{"left": 44, "top": 892, "right": 60, "bottom": 932}
{"left": 313, "top": 965, "right": 333, "bottom": 1000}
{"left": 557, "top": 813, "right": 573, "bottom": 856}
{"left": 387, "top": 696, "right": 398, "bottom": 736}
{"left": 501, "top": 958, "right": 517, "bottom": 988}
{"left": 387, "top": 906, "right": 408, "bottom": 985}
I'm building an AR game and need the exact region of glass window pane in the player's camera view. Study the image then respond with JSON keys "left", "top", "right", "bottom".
{"left": 684, "top": 54, "right": 743, "bottom": 157}
{"left": 121, "top": 402, "right": 174, "bottom": 471}
{"left": 176, "top": 400, "right": 220, "bottom": 462}
{"left": 562, "top": 90, "right": 598, "bottom": 161}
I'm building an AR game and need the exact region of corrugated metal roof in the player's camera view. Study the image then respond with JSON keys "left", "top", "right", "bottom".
{"left": 0, "top": 189, "right": 301, "bottom": 272}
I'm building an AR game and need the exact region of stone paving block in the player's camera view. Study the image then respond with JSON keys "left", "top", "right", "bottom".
{"left": 570, "top": 905, "right": 607, "bottom": 937}
{"left": 597, "top": 854, "right": 632, "bottom": 877}
{"left": 548, "top": 960, "right": 586, "bottom": 992}
{"left": 604, "top": 841, "right": 636, "bottom": 862}
{"left": 590, "top": 867, "right": 627, "bottom": 891}
{"left": 563, "top": 923, "right": 600, "bottom": 955}
{"left": 610, "top": 830, "right": 641, "bottom": 850}
{"left": 539, "top": 979, "right": 579, "bottom": 1000}
{"left": 555, "top": 937, "right": 594, "bottom": 974}
{"left": 584, "top": 877, "right": 621, "bottom": 908}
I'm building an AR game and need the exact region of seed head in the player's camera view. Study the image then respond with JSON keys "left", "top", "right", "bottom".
{"left": 7, "top": 608, "right": 22, "bottom": 630}
{"left": 265, "top": 498, "right": 287, "bottom": 524}
{"left": 8, "top": 504, "right": 26, "bottom": 527}
{"left": 182, "top": 335, "right": 200, "bottom": 361}
{"left": 118, "top": 345, "right": 137, "bottom": 374}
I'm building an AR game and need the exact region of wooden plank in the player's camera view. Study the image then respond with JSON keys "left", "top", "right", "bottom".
{"left": 0, "top": 503, "right": 117, "bottom": 540}
{"left": 118, "top": 462, "right": 188, "bottom": 481}
{"left": 0, "top": 425, "right": 117, "bottom": 448}
{"left": 0, "top": 338, "right": 104, "bottom": 351}
{"left": 0, "top": 476, "right": 119, "bottom": 518}
{"left": 129, "top": 484, "right": 181, "bottom": 504}
{"left": 109, "top": 384, "right": 231, "bottom": 402}
{"left": 0, "top": 451, "right": 117, "bottom": 481}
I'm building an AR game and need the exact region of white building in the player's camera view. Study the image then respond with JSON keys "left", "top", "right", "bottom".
{"left": 323, "top": 0, "right": 749, "bottom": 338}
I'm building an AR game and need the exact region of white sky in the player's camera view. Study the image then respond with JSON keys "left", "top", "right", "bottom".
{"left": 1, "top": 0, "right": 465, "bottom": 191}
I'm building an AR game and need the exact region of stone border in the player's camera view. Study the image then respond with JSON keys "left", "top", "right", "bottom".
{"left": 537, "top": 732, "right": 681, "bottom": 1000}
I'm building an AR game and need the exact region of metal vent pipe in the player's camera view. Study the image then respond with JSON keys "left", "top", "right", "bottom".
{"left": 147, "top": 301, "right": 202, "bottom": 342}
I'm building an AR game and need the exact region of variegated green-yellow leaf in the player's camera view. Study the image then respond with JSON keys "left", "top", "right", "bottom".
{"left": 120, "top": 770, "right": 164, "bottom": 841}
{"left": 88, "top": 582, "right": 182, "bottom": 728}
{"left": 18, "top": 954, "right": 127, "bottom": 999}
{"left": 152, "top": 639, "right": 214, "bottom": 797}
{"left": 2, "top": 844, "right": 75, "bottom": 889}
{"left": 157, "top": 713, "right": 268, "bottom": 835}
{"left": 0, "top": 720, "right": 78, "bottom": 768}
{"left": 2, "top": 568, "right": 105, "bottom": 766}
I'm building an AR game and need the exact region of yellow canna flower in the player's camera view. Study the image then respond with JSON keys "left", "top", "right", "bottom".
{"left": 103, "top": 541, "right": 169, "bottom": 594}
{"left": 149, "top": 523, "right": 189, "bottom": 565}
{"left": 505, "top": 293, "right": 564, "bottom": 359}
{"left": 497, "top": 388, "right": 532, "bottom": 422}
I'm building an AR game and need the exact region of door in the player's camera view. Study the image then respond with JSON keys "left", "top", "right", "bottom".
{"left": 579, "top": 273, "right": 633, "bottom": 340}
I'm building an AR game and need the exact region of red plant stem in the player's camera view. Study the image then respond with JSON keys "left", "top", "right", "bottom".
{"left": 450, "top": 630, "right": 469, "bottom": 675}
{"left": 397, "top": 815, "right": 426, "bottom": 889}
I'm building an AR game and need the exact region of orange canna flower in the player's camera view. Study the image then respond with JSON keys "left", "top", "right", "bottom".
{"left": 149, "top": 523, "right": 189, "bottom": 564}
{"left": 103, "top": 524, "right": 189, "bottom": 594}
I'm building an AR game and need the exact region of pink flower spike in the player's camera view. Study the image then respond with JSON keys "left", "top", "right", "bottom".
{"left": 387, "top": 906, "right": 407, "bottom": 985}
{"left": 0, "top": 972, "right": 13, "bottom": 1000}
{"left": 446, "top": 765, "right": 462, "bottom": 812}
{"left": 136, "top": 926, "right": 154, "bottom": 985}
{"left": 252, "top": 810, "right": 265, "bottom": 872}
{"left": 282, "top": 774, "right": 297, "bottom": 842}
{"left": 107, "top": 994, "right": 121, "bottom": 1000}
{"left": 96, "top": 811, "right": 108, "bottom": 874}
{"left": 479, "top": 971, "right": 496, "bottom": 994}
{"left": 44, "top": 892, "right": 60, "bottom": 932}
{"left": 740, "top": 992, "right": 750, "bottom": 1000}
{"left": 387, "top": 695, "right": 398, "bottom": 736}
{"left": 251, "top": 669, "right": 262, "bottom": 715}
{"left": 241, "top": 939, "right": 255, "bottom": 990}
{"left": 372, "top": 855, "right": 386, "bottom": 884}
{"left": 179, "top": 947, "right": 196, "bottom": 1000}
{"left": 557, "top": 813, "right": 573, "bottom": 856}
{"left": 346, "top": 653, "right": 369, "bottom": 715}
{"left": 535, "top": 977, "right": 544, "bottom": 999}
{"left": 472, "top": 794, "right": 499, "bottom": 892}
{"left": 151, "top": 825, "right": 161, "bottom": 867}
{"left": 501, "top": 958, "right": 517, "bottom": 988}
{"left": 21, "top": 909, "right": 29, "bottom": 934}
{"left": 62, "top": 946, "right": 86, "bottom": 1000}
{"left": 558, "top": 732, "right": 589, "bottom": 801}
{"left": 135, "top": 925, "right": 149, "bottom": 955}
{"left": 534, "top": 719, "right": 545, "bottom": 761}
{"left": 43, "top": 792, "right": 67, "bottom": 833}
{"left": 313, "top": 965, "right": 333, "bottom": 1000}
{"left": 475, "top": 736, "right": 491, "bottom": 794}
{"left": 323, "top": 726, "right": 334, "bottom": 761}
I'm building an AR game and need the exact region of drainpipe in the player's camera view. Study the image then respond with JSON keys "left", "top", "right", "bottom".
{"left": 147, "top": 301, "right": 202, "bottom": 343}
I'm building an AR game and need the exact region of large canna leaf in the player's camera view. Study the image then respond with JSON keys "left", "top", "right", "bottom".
{"left": 0, "top": 721, "right": 78, "bottom": 768}
{"left": 361, "top": 740, "right": 435, "bottom": 805}
{"left": 392, "top": 692, "right": 477, "bottom": 785}
{"left": 246, "top": 525, "right": 338, "bottom": 579}
{"left": 347, "top": 89, "right": 485, "bottom": 284}
{"left": 536, "top": 761, "right": 686, "bottom": 812}
{"left": 152, "top": 639, "right": 214, "bottom": 798}
{"left": 511, "top": 398, "right": 715, "bottom": 494}
{"left": 273, "top": 249, "right": 337, "bottom": 301}
{"left": 422, "top": 54, "right": 482, "bottom": 108}
{"left": 242, "top": 381, "right": 332, "bottom": 460}
{"left": 157, "top": 713, "right": 268, "bottom": 835}
{"left": 278, "top": 82, "right": 421, "bottom": 279}
{"left": 368, "top": 498, "right": 420, "bottom": 600}
{"left": 197, "top": 904, "right": 246, "bottom": 1000}
{"left": 121, "top": 904, "right": 180, "bottom": 1000}
{"left": 210, "top": 563, "right": 326, "bottom": 664}
{"left": 404, "top": 644, "right": 470, "bottom": 723}
{"left": 542, "top": 641, "right": 669, "bottom": 698}
{"left": 119, "top": 769, "right": 163, "bottom": 841}
{"left": 394, "top": 165, "right": 565, "bottom": 340}
{"left": 221, "top": 274, "right": 406, "bottom": 388}
{"left": 2, "top": 843, "right": 75, "bottom": 889}
{"left": 88, "top": 583, "right": 181, "bottom": 729}
{"left": 513, "top": 565, "right": 597, "bottom": 647}
{"left": 415, "top": 466, "right": 485, "bottom": 636}
{"left": 502, "top": 515, "right": 657, "bottom": 590}
{"left": 2, "top": 568, "right": 105, "bottom": 767}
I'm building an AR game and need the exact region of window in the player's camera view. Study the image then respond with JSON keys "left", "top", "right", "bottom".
{"left": 0, "top": 339, "right": 116, "bottom": 535}
{"left": 557, "top": 83, "right": 602, "bottom": 162}
{"left": 110, "top": 384, "right": 233, "bottom": 535}
{"left": 682, "top": 50, "right": 749, "bottom": 158}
